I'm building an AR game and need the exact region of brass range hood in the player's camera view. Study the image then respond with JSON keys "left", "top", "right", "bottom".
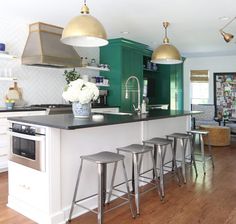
{"left": 22, "top": 22, "right": 81, "bottom": 68}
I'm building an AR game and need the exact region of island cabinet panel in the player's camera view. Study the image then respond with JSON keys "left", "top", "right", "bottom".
{"left": 7, "top": 111, "right": 192, "bottom": 224}
{"left": 100, "top": 38, "right": 145, "bottom": 112}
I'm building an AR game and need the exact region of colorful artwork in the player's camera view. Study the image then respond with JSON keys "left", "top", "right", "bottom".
{"left": 214, "top": 73, "right": 236, "bottom": 118}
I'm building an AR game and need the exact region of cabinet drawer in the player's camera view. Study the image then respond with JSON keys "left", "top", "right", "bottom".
{"left": 8, "top": 162, "right": 49, "bottom": 211}
{"left": 0, "top": 146, "right": 8, "bottom": 157}
{"left": 0, "top": 121, "right": 8, "bottom": 134}
{"left": 0, "top": 134, "right": 9, "bottom": 148}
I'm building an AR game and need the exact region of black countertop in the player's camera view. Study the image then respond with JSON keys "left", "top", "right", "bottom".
{"left": 8, "top": 110, "right": 196, "bottom": 130}
{"left": 0, "top": 107, "right": 47, "bottom": 113}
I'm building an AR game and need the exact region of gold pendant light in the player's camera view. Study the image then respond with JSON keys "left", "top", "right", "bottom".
{"left": 151, "top": 22, "right": 182, "bottom": 64}
{"left": 61, "top": 0, "right": 108, "bottom": 47}
{"left": 219, "top": 17, "right": 236, "bottom": 43}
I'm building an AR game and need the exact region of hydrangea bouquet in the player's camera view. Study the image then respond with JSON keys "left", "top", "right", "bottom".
{"left": 62, "top": 79, "right": 99, "bottom": 104}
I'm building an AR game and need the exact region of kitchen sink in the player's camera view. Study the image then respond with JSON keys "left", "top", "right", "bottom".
{"left": 100, "top": 112, "right": 133, "bottom": 116}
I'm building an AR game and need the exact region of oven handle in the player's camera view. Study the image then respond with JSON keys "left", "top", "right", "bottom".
{"left": 7, "top": 130, "right": 45, "bottom": 142}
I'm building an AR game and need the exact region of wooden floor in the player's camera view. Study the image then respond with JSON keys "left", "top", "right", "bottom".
{"left": 1, "top": 140, "right": 236, "bottom": 224}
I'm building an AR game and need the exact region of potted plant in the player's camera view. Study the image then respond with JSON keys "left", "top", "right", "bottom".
{"left": 63, "top": 68, "right": 80, "bottom": 84}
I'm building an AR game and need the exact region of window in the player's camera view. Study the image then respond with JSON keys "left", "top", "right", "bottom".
{"left": 190, "top": 70, "right": 209, "bottom": 104}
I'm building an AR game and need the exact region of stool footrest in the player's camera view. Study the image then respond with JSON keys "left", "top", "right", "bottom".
{"left": 75, "top": 203, "right": 98, "bottom": 214}
{"left": 74, "top": 190, "right": 130, "bottom": 216}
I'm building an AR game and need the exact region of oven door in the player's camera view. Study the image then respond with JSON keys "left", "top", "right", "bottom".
{"left": 8, "top": 131, "right": 46, "bottom": 172}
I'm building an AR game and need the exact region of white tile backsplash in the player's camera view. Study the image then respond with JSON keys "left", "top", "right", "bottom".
{"left": 0, "top": 17, "right": 99, "bottom": 107}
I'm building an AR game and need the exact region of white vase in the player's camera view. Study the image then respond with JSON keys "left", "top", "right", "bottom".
{"left": 72, "top": 102, "right": 91, "bottom": 118}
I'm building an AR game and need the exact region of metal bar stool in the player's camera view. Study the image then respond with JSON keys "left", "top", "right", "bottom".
{"left": 187, "top": 130, "right": 214, "bottom": 174}
{"left": 109, "top": 144, "right": 161, "bottom": 215}
{"left": 166, "top": 133, "right": 198, "bottom": 183}
{"left": 142, "top": 137, "right": 180, "bottom": 198}
{"left": 68, "top": 151, "right": 135, "bottom": 224}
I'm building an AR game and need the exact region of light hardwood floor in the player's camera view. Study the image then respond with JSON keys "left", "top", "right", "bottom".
{"left": 1, "top": 140, "right": 236, "bottom": 224}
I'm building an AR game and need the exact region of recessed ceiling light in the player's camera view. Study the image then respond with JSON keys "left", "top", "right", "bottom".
{"left": 120, "top": 31, "right": 129, "bottom": 35}
{"left": 219, "top": 16, "right": 230, "bottom": 21}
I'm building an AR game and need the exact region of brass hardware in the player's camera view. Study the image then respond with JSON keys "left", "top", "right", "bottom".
{"left": 151, "top": 21, "right": 182, "bottom": 64}
{"left": 220, "top": 31, "right": 234, "bottom": 43}
{"left": 219, "top": 17, "right": 236, "bottom": 43}
{"left": 61, "top": 0, "right": 108, "bottom": 47}
{"left": 81, "top": 3, "right": 89, "bottom": 14}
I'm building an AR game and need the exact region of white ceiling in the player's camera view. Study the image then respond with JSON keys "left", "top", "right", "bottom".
{"left": 1, "top": 0, "right": 236, "bottom": 57}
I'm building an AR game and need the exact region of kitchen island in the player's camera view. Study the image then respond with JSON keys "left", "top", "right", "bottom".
{"left": 7, "top": 110, "right": 194, "bottom": 224}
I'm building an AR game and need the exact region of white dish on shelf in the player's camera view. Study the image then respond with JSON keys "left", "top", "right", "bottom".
{"left": 0, "top": 77, "right": 17, "bottom": 81}
{"left": 85, "top": 66, "right": 110, "bottom": 71}
{"left": 0, "top": 51, "right": 9, "bottom": 54}
{"left": 95, "top": 83, "right": 110, "bottom": 87}
{"left": 0, "top": 52, "right": 16, "bottom": 59}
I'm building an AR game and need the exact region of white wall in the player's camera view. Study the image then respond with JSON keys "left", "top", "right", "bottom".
{"left": 0, "top": 17, "right": 99, "bottom": 107}
{"left": 184, "top": 55, "right": 236, "bottom": 110}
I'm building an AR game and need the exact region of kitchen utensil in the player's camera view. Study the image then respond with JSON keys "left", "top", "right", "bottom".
{"left": 7, "top": 82, "right": 21, "bottom": 100}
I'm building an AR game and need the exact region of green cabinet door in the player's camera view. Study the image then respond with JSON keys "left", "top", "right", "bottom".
{"left": 100, "top": 38, "right": 145, "bottom": 112}
{"left": 170, "top": 64, "right": 184, "bottom": 110}
{"left": 143, "top": 63, "right": 183, "bottom": 110}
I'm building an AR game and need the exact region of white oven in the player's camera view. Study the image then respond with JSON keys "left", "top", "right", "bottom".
{"left": 8, "top": 123, "right": 46, "bottom": 172}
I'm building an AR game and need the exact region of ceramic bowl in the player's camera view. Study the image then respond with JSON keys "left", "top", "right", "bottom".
{"left": 0, "top": 43, "right": 5, "bottom": 52}
{"left": 5, "top": 102, "right": 15, "bottom": 110}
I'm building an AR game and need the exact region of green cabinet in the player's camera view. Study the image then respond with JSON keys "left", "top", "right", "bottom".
{"left": 100, "top": 38, "right": 184, "bottom": 111}
{"left": 143, "top": 49, "right": 184, "bottom": 110}
{"left": 100, "top": 38, "right": 145, "bottom": 112}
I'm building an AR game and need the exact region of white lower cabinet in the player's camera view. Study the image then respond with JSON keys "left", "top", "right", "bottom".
{"left": 8, "top": 162, "right": 49, "bottom": 212}
{"left": 0, "top": 119, "right": 10, "bottom": 172}
{"left": 0, "top": 110, "right": 46, "bottom": 172}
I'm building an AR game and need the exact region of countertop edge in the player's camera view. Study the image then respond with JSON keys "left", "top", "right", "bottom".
{"left": 7, "top": 110, "right": 195, "bottom": 130}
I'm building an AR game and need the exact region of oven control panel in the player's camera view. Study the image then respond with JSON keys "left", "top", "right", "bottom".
{"left": 12, "top": 124, "right": 36, "bottom": 135}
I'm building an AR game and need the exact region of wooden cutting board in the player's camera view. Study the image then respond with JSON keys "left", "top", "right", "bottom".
{"left": 7, "top": 82, "right": 21, "bottom": 100}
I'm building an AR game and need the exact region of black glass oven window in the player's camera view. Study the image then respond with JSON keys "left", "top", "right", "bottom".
{"left": 13, "top": 137, "right": 36, "bottom": 160}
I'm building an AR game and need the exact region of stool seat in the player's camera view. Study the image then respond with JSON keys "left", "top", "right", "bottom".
{"left": 188, "top": 130, "right": 208, "bottom": 135}
{"left": 143, "top": 137, "right": 172, "bottom": 146}
{"left": 166, "top": 133, "right": 191, "bottom": 139}
{"left": 81, "top": 151, "right": 124, "bottom": 164}
{"left": 117, "top": 144, "right": 153, "bottom": 154}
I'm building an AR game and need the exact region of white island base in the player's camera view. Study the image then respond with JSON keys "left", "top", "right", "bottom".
{"left": 8, "top": 115, "right": 191, "bottom": 224}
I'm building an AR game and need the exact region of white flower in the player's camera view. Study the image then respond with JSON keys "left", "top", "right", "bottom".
{"left": 62, "top": 79, "right": 99, "bottom": 104}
